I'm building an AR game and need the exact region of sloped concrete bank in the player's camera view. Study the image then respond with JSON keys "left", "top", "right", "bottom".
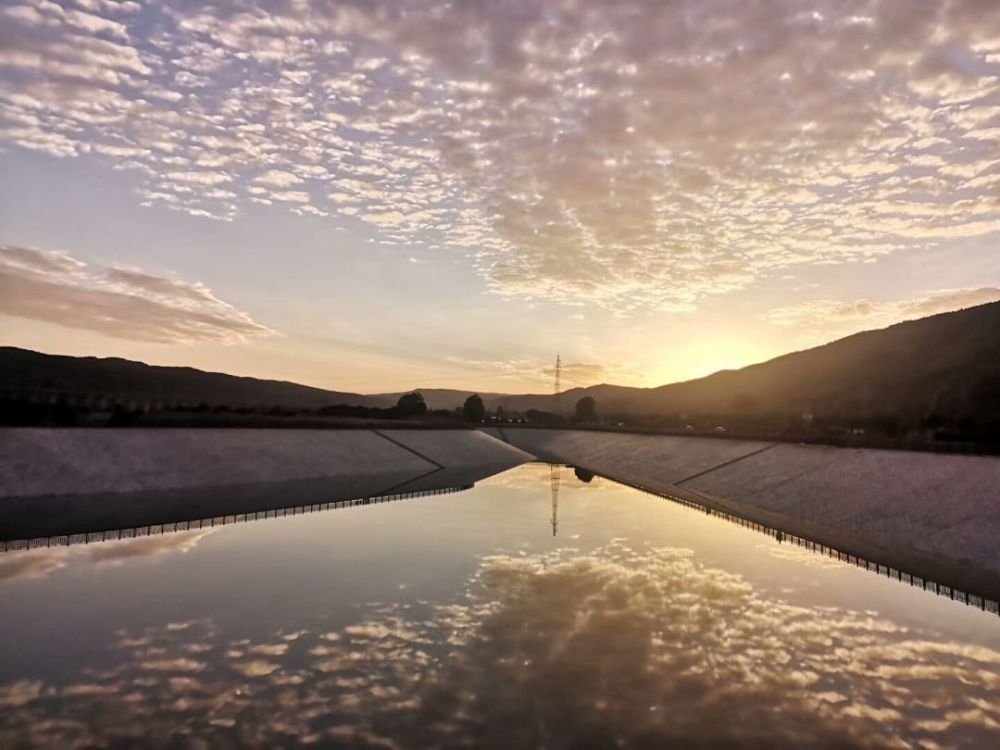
{"left": 0, "top": 428, "right": 534, "bottom": 540}
{"left": 485, "top": 428, "right": 1000, "bottom": 603}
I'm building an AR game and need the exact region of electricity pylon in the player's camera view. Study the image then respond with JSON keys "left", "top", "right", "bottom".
{"left": 550, "top": 463, "right": 560, "bottom": 537}
{"left": 548, "top": 353, "right": 562, "bottom": 537}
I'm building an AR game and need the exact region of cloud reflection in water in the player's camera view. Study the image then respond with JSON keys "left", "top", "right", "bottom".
{"left": 0, "top": 542, "right": 998, "bottom": 748}
{"left": 0, "top": 529, "right": 217, "bottom": 583}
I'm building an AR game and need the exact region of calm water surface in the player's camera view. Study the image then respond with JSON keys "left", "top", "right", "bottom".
{"left": 1, "top": 464, "right": 998, "bottom": 748}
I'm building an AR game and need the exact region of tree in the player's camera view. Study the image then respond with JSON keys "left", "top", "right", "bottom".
{"left": 575, "top": 395, "right": 597, "bottom": 423}
{"left": 463, "top": 393, "right": 486, "bottom": 423}
{"left": 395, "top": 392, "right": 427, "bottom": 418}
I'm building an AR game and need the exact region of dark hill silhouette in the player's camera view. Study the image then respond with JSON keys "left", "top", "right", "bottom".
{"left": 641, "top": 300, "right": 1000, "bottom": 422}
{"left": 388, "top": 302, "right": 1000, "bottom": 430}
{"left": 3, "top": 302, "right": 999, "bottom": 434}
{"left": 0, "top": 347, "right": 390, "bottom": 410}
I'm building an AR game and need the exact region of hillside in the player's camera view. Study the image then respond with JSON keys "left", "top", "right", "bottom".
{"left": 642, "top": 300, "right": 1000, "bottom": 422}
{"left": 3, "top": 302, "right": 999, "bottom": 432}
{"left": 0, "top": 347, "right": 389, "bottom": 410}
{"left": 386, "top": 302, "right": 1000, "bottom": 429}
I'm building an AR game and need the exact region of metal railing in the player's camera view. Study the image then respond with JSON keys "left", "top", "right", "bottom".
{"left": 606, "top": 474, "right": 1000, "bottom": 618}
{"left": 0, "top": 484, "right": 472, "bottom": 552}
{"left": 4, "top": 468, "right": 997, "bottom": 619}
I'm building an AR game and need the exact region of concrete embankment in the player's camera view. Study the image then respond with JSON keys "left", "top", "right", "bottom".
{"left": 485, "top": 428, "right": 1000, "bottom": 602}
{"left": 0, "top": 428, "right": 534, "bottom": 540}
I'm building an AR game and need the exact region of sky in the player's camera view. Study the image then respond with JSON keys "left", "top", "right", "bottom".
{"left": 0, "top": 0, "right": 998, "bottom": 394}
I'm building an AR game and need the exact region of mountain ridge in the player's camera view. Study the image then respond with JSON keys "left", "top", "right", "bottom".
{"left": 2, "top": 301, "right": 999, "bottom": 428}
{"left": 0, "top": 347, "right": 393, "bottom": 409}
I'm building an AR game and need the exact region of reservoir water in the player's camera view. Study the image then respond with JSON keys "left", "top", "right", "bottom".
{"left": 0, "top": 463, "right": 998, "bottom": 748}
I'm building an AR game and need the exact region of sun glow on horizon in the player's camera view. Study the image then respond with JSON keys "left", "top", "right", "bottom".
{"left": 1, "top": 1, "right": 999, "bottom": 394}
{"left": 647, "top": 337, "right": 776, "bottom": 387}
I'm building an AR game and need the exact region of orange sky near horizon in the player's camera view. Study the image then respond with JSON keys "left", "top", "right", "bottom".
{"left": 2, "top": 1, "right": 999, "bottom": 393}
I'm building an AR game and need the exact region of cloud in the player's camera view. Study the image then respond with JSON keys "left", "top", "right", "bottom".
{"left": 229, "top": 659, "right": 280, "bottom": 677}
{"left": 0, "top": 245, "right": 275, "bottom": 344}
{"left": 443, "top": 356, "right": 637, "bottom": 389}
{"left": 1, "top": 544, "right": 999, "bottom": 747}
{"left": 0, "top": 2, "right": 998, "bottom": 310}
{"left": 253, "top": 169, "right": 302, "bottom": 188}
{"left": 0, "top": 529, "right": 217, "bottom": 584}
{"left": 541, "top": 361, "right": 614, "bottom": 386}
{"left": 765, "top": 286, "right": 1000, "bottom": 333}
{"left": 0, "top": 551, "right": 67, "bottom": 581}
{"left": 87, "top": 529, "right": 216, "bottom": 563}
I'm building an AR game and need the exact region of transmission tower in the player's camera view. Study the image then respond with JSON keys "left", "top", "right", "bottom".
{"left": 550, "top": 463, "right": 560, "bottom": 537}
{"left": 550, "top": 354, "right": 562, "bottom": 537}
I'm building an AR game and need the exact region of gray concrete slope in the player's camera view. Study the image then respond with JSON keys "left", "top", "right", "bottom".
{"left": 1, "top": 428, "right": 429, "bottom": 498}
{"left": 683, "top": 442, "right": 1000, "bottom": 570}
{"left": 376, "top": 429, "right": 534, "bottom": 494}
{"left": 0, "top": 428, "right": 535, "bottom": 541}
{"left": 0, "top": 428, "right": 533, "bottom": 499}
{"left": 379, "top": 428, "right": 532, "bottom": 469}
{"left": 485, "top": 428, "right": 773, "bottom": 483}
{"left": 492, "top": 428, "right": 1000, "bottom": 598}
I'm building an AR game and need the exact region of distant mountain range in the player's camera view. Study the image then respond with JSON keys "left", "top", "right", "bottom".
{"left": 0, "top": 348, "right": 394, "bottom": 410}
{"left": 389, "top": 301, "right": 1000, "bottom": 425}
{"left": 3, "top": 301, "right": 999, "bottom": 426}
{"left": 463, "top": 301, "right": 1000, "bottom": 422}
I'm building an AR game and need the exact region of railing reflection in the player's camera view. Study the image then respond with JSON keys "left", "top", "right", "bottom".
{"left": 0, "top": 484, "right": 472, "bottom": 553}
{"left": 608, "top": 474, "right": 1000, "bottom": 618}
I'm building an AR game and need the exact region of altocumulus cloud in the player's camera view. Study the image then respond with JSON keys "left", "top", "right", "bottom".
{"left": 765, "top": 286, "right": 1000, "bottom": 333}
{"left": 0, "top": 1, "right": 998, "bottom": 311}
{"left": 0, "top": 245, "right": 275, "bottom": 344}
